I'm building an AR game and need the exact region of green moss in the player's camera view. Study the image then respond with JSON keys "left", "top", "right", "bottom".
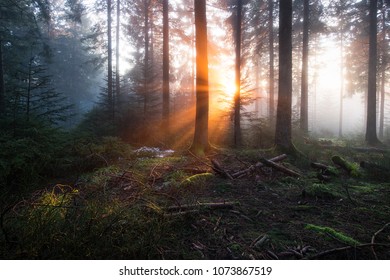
{"left": 180, "top": 173, "right": 214, "bottom": 187}
{"left": 305, "top": 183, "right": 344, "bottom": 199}
{"left": 349, "top": 184, "right": 376, "bottom": 193}
{"left": 305, "top": 224, "right": 361, "bottom": 246}
{"left": 331, "top": 155, "right": 361, "bottom": 177}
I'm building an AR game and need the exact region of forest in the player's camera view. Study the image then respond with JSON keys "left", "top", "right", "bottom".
{"left": 0, "top": 0, "right": 390, "bottom": 260}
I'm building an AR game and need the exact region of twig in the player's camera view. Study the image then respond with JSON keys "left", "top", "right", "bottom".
{"left": 213, "top": 216, "right": 222, "bottom": 231}
{"left": 188, "top": 150, "right": 214, "bottom": 169}
{"left": 371, "top": 222, "right": 390, "bottom": 259}
{"left": 305, "top": 243, "right": 390, "bottom": 259}
{"left": 267, "top": 250, "right": 279, "bottom": 260}
{"left": 86, "top": 153, "right": 108, "bottom": 167}
{"left": 165, "top": 201, "right": 239, "bottom": 212}
{"left": 164, "top": 209, "right": 200, "bottom": 217}
{"left": 344, "top": 184, "right": 357, "bottom": 205}
{"left": 149, "top": 164, "right": 160, "bottom": 186}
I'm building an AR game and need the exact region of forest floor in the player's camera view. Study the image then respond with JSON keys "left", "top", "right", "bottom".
{"left": 1, "top": 141, "right": 390, "bottom": 259}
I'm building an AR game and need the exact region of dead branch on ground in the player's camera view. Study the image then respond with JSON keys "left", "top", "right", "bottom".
{"left": 260, "top": 158, "right": 301, "bottom": 178}
{"left": 211, "top": 159, "right": 234, "bottom": 179}
{"left": 371, "top": 222, "right": 390, "bottom": 259}
{"left": 165, "top": 201, "right": 240, "bottom": 213}
{"left": 231, "top": 154, "right": 288, "bottom": 178}
{"left": 305, "top": 243, "right": 390, "bottom": 259}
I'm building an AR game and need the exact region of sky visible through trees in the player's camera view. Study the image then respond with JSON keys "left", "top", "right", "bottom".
{"left": 80, "top": 0, "right": 390, "bottom": 140}
{"left": 1, "top": 0, "right": 390, "bottom": 145}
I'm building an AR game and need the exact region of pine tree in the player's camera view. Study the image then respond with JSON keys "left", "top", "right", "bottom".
{"left": 275, "top": 0, "right": 293, "bottom": 151}
{"left": 190, "top": 0, "right": 210, "bottom": 155}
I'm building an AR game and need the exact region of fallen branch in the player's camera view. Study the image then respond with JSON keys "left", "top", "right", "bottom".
{"left": 311, "top": 162, "right": 331, "bottom": 171}
{"left": 165, "top": 201, "right": 239, "bottom": 213}
{"left": 305, "top": 243, "right": 390, "bottom": 259}
{"left": 344, "top": 184, "right": 357, "bottom": 206}
{"left": 86, "top": 153, "right": 108, "bottom": 167}
{"left": 211, "top": 159, "right": 234, "bottom": 179}
{"left": 371, "top": 222, "right": 390, "bottom": 260}
{"left": 311, "top": 162, "right": 338, "bottom": 176}
{"left": 231, "top": 154, "right": 288, "bottom": 178}
{"left": 178, "top": 167, "right": 210, "bottom": 175}
{"left": 260, "top": 158, "right": 301, "bottom": 178}
{"left": 164, "top": 209, "right": 200, "bottom": 217}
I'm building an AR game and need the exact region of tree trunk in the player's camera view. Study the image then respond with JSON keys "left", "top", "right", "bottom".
{"left": 379, "top": 4, "right": 387, "bottom": 139}
{"left": 143, "top": 0, "right": 150, "bottom": 117}
{"left": 107, "top": 0, "right": 114, "bottom": 120}
{"left": 366, "top": 0, "right": 380, "bottom": 145}
{"left": 339, "top": 33, "right": 344, "bottom": 138}
{"left": 0, "top": 40, "right": 5, "bottom": 117}
{"left": 275, "top": 0, "right": 293, "bottom": 151}
{"left": 115, "top": 0, "right": 120, "bottom": 100}
{"left": 190, "top": 0, "right": 209, "bottom": 155}
{"left": 234, "top": 0, "right": 242, "bottom": 147}
{"left": 26, "top": 54, "right": 33, "bottom": 121}
{"left": 379, "top": 64, "right": 385, "bottom": 139}
{"left": 255, "top": 54, "right": 260, "bottom": 116}
{"left": 268, "top": 0, "right": 275, "bottom": 121}
{"left": 300, "top": 0, "right": 309, "bottom": 133}
{"left": 162, "top": 0, "right": 170, "bottom": 135}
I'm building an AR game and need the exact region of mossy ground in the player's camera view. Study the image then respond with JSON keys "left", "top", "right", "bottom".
{"left": 1, "top": 142, "right": 389, "bottom": 259}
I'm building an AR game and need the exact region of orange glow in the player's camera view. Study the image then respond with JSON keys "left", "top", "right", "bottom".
{"left": 209, "top": 68, "right": 236, "bottom": 110}
{"left": 220, "top": 75, "right": 237, "bottom": 98}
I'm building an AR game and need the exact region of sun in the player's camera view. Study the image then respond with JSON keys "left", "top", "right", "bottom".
{"left": 224, "top": 81, "right": 237, "bottom": 98}
{"left": 214, "top": 70, "right": 237, "bottom": 98}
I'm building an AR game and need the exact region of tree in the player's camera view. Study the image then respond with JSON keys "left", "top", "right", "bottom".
{"left": 116, "top": 0, "right": 121, "bottom": 99}
{"left": 338, "top": 10, "right": 345, "bottom": 138}
{"left": 190, "top": 0, "right": 210, "bottom": 155}
{"left": 0, "top": 40, "right": 5, "bottom": 117}
{"left": 379, "top": 1, "right": 388, "bottom": 139}
{"left": 275, "top": 0, "right": 293, "bottom": 151}
{"left": 107, "top": 0, "right": 114, "bottom": 120}
{"left": 300, "top": 0, "right": 309, "bottom": 133}
{"left": 234, "top": 0, "right": 243, "bottom": 146}
{"left": 366, "top": 0, "right": 380, "bottom": 145}
{"left": 327, "top": 0, "right": 364, "bottom": 137}
{"left": 143, "top": 0, "right": 151, "bottom": 117}
{"left": 268, "top": 0, "right": 275, "bottom": 121}
{"left": 0, "top": 0, "right": 48, "bottom": 118}
{"left": 162, "top": 0, "right": 170, "bottom": 135}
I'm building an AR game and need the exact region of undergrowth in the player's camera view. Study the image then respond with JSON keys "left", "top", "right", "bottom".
{"left": 1, "top": 125, "right": 390, "bottom": 260}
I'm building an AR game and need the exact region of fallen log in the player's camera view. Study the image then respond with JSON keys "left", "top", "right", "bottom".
{"left": 232, "top": 154, "right": 288, "bottom": 178}
{"left": 260, "top": 158, "right": 301, "bottom": 178}
{"left": 331, "top": 155, "right": 360, "bottom": 177}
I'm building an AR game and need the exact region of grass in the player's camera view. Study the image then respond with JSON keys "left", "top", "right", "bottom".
{"left": 1, "top": 140, "right": 390, "bottom": 259}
